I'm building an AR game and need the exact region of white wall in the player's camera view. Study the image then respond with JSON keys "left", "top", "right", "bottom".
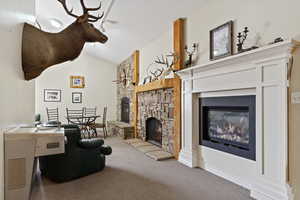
{"left": 0, "top": 1, "right": 36, "bottom": 199}
{"left": 138, "top": 0, "right": 300, "bottom": 198}
{"left": 35, "top": 53, "right": 117, "bottom": 124}
{"left": 139, "top": 0, "right": 300, "bottom": 83}
{"left": 140, "top": 29, "right": 173, "bottom": 83}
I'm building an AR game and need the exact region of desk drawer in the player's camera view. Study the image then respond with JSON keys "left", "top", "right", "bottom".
{"left": 35, "top": 136, "right": 65, "bottom": 156}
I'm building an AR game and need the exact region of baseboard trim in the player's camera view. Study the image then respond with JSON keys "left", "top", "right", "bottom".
{"left": 179, "top": 149, "right": 293, "bottom": 200}
{"left": 287, "top": 185, "right": 294, "bottom": 200}
{"left": 178, "top": 150, "right": 198, "bottom": 168}
{"left": 198, "top": 158, "right": 292, "bottom": 200}
{"left": 198, "top": 160, "right": 252, "bottom": 190}
{"left": 251, "top": 182, "right": 291, "bottom": 200}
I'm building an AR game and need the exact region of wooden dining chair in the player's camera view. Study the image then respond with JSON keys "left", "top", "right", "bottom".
{"left": 46, "top": 108, "right": 59, "bottom": 122}
{"left": 66, "top": 108, "right": 84, "bottom": 125}
{"left": 84, "top": 107, "right": 98, "bottom": 137}
{"left": 84, "top": 107, "right": 97, "bottom": 116}
{"left": 94, "top": 107, "right": 108, "bottom": 138}
{"left": 66, "top": 108, "right": 88, "bottom": 137}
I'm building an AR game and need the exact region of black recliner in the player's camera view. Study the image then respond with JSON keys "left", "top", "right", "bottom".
{"left": 39, "top": 125, "right": 112, "bottom": 182}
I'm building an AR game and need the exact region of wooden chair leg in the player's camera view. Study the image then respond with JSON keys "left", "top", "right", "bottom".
{"left": 104, "top": 126, "right": 108, "bottom": 137}
{"left": 93, "top": 127, "right": 98, "bottom": 138}
{"left": 102, "top": 127, "right": 106, "bottom": 139}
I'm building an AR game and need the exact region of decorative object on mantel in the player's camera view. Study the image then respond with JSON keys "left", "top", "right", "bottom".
{"left": 44, "top": 89, "right": 61, "bottom": 102}
{"left": 237, "top": 27, "right": 258, "bottom": 53}
{"left": 72, "top": 92, "right": 82, "bottom": 104}
{"left": 143, "top": 76, "right": 152, "bottom": 85}
{"left": 268, "top": 37, "right": 284, "bottom": 45}
{"left": 154, "top": 53, "right": 178, "bottom": 77}
{"left": 22, "top": 0, "right": 108, "bottom": 81}
{"left": 141, "top": 52, "right": 178, "bottom": 85}
{"left": 149, "top": 66, "right": 164, "bottom": 81}
{"left": 113, "top": 65, "right": 132, "bottom": 88}
{"left": 70, "top": 76, "right": 85, "bottom": 88}
{"left": 210, "top": 21, "right": 233, "bottom": 60}
{"left": 184, "top": 43, "right": 198, "bottom": 68}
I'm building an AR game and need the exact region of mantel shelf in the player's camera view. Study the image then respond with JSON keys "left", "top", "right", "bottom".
{"left": 176, "top": 39, "right": 300, "bottom": 79}
{"left": 135, "top": 78, "right": 177, "bottom": 93}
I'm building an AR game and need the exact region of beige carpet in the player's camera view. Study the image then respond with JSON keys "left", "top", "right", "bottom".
{"left": 31, "top": 137, "right": 253, "bottom": 200}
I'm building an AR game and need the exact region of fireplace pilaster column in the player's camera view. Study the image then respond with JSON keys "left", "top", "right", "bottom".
{"left": 178, "top": 72, "right": 199, "bottom": 168}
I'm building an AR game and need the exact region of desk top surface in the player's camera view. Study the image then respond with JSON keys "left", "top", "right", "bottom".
{"left": 5, "top": 127, "right": 64, "bottom": 140}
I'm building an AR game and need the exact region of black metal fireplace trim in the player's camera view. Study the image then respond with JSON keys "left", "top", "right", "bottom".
{"left": 199, "top": 95, "right": 256, "bottom": 161}
{"left": 146, "top": 117, "right": 162, "bottom": 147}
{"left": 121, "top": 97, "right": 130, "bottom": 123}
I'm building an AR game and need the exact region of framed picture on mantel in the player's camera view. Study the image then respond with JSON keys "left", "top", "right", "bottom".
{"left": 210, "top": 21, "right": 233, "bottom": 60}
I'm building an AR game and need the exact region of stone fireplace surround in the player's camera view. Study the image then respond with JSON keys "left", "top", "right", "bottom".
{"left": 117, "top": 54, "right": 135, "bottom": 124}
{"left": 176, "top": 40, "right": 298, "bottom": 200}
{"left": 136, "top": 88, "right": 175, "bottom": 154}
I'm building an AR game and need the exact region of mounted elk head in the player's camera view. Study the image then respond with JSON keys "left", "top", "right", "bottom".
{"left": 22, "top": 0, "right": 108, "bottom": 80}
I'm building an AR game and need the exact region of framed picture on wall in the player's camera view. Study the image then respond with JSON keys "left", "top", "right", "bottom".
{"left": 44, "top": 89, "right": 61, "bottom": 102}
{"left": 210, "top": 21, "right": 233, "bottom": 60}
{"left": 70, "top": 76, "right": 85, "bottom": 88}
{"left": 72, "top": 92, "right": 82, "bottom": 104}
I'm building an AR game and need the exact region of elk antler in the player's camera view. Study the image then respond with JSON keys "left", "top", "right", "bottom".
{"left": 58, "top": 0, "right": 104, "bottom": 22}
{"left": 80, "top": 0, "right": 101, "bottom": 12}
{"left": 154, "top": 54, "right": 178, "bottom": 70}
{"left": 150, "top": 68, "right": 164, "bottom": 80}
{"left": 57, "top": 0, "right": 80, "bottom": 18}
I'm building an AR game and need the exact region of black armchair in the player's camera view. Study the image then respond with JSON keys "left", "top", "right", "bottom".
{"left": 39, "top": 125, "right": 112, "bottom": 183}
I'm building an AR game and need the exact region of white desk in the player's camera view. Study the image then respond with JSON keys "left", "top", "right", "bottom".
{"left": 4, "top": 127, "right": 65, "bottom": 200}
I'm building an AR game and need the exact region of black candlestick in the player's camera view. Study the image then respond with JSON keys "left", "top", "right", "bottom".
{"left": 237, "top": 27, "right": 249, "bottom": 53}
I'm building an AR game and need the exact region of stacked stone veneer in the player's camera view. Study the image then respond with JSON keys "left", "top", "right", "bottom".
{"left": 137, "top": 88, "right": 175, "bottom": 154}
{"left": 117, "top": 55, "right": 135, "bottom": 124}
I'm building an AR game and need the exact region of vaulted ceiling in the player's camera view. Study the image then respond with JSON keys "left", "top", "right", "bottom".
{"left": 36, "top": 0, "right": 205, "bottom": 64}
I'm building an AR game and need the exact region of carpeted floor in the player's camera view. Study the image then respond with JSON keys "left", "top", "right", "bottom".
{"left": 31, "top": 137, "right": 253, "bottom": 200}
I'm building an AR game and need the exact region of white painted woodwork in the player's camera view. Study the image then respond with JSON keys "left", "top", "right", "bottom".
{"left": 4, "top": 127, "right": 65, "bottom": 200}
{"left": 176, "top": 40, "right": 300, "bottom": 200}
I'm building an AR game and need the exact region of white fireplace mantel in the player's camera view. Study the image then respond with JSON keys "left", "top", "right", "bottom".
{"left": 176, "top": 40, "right": 300, "bottom": 200}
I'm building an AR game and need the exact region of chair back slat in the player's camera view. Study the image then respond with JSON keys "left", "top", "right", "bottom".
{"left": 66, "top": 108, "right": 84, "bottom": 124}
{"left": 84, "top": 107, "right": 97, "bottom": 116}
{"left": 46, "top": 108, "right": 59, "bottom": 122}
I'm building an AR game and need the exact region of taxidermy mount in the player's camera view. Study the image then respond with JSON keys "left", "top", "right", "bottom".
{"left": 22, "top": 0, "right": 108, "bottom": 80}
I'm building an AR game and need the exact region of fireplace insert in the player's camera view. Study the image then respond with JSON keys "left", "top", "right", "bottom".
{"left": 200, "top": 95, "right": 256, "bottom": 160}
{"left": 121, "top": 97, "right": 130, "bottom": 123}
{"left": 146, "top": 117, "right": 162, "bottom": 147}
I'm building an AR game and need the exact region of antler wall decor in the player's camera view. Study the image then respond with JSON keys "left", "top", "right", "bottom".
{"left": 113, "top": 65, "right": 132, "bottom": 88}
{"left": 22, "top": 0, "right": 108, "bottom": 80}
{"left": 143, "top": 52, "right": 178, "bottom": 83}
{"left": 154, "top": 52, "right": 178, "bottom": 79}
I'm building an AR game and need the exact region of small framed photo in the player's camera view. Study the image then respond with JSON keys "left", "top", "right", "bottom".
{"left": 44, "top": 89, "right": 61, "bottom": 102}
{"left": 70, "top": 76, "right": 85, "bottom": 88}
{"left": 210, "top": 21, "right": 233, "bottom": 60}
{"left": 72, "top": 92, "right": 82, "bottom": 104}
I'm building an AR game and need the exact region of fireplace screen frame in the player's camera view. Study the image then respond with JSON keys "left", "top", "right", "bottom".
{"left": 121, "top": 97, "right": 130, "bottom": 123}
{"left": 200, "top": 95, "right": 256, "bottom": 161}
{"left": 146, "top": 117, "right": 162, "bottom": 147}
